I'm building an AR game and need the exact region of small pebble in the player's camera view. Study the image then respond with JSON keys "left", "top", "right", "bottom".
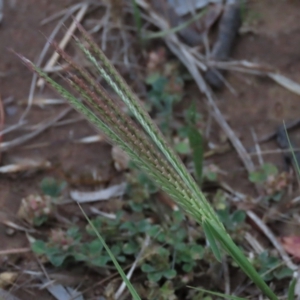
{"left": 5, "top": 227, "right": 15, "bottom": 236}
{"left": 5, "top": 105, "right": 18, "bottom": 116}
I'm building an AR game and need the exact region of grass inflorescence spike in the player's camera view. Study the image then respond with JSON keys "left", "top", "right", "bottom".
{"left": 16, "top": 26, "right": 279, "bottom": 300}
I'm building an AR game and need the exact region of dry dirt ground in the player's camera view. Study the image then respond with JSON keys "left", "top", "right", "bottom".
{"left": 1, "top": 0, "right": 300, "bottom": 299}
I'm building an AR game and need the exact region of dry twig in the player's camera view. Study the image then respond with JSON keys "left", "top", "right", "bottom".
{"left": 37, "top": 4, "right": 89, "bottom": 87}
{"left": 20, "top": 5, "right": 82, "bottom": 122}
{"left": 135, "top": 0, "right": 254, "bottom": 173}
{"left": 0, "top": 107, "right": 72, "bottom": 152}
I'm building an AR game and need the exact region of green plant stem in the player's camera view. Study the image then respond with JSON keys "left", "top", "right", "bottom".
{"left": 79, "top": 204, "right": 142, "bottom": 300}
{"left": 145, "top": 8, "right": 207, "bottom": 40}
{"left": 209, "top": 222, "right": 278, "bottom": 300}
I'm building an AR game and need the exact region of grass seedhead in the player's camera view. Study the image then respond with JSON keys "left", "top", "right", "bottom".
{"left": 17, "top": 24, "right": 279, "bottom": 300}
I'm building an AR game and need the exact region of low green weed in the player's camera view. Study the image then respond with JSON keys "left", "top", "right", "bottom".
{"left": 31, "top": 206, "right": 206, "bottom": 284}
{"left": 249, "top": 163, "right": 290, "bottom": 203}
{"left": 18, "top": 177, "right": 66, "bottom": 226}
{"left": 254, "top": 251, "right": 292, "bottom": 282}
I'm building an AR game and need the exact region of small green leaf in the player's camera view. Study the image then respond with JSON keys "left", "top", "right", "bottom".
{"left": 249, "top": 163, "right": 278, "bottom": 184}
{"left": 147, "top": 224, "right": 161, "bottom": 237}
{"left": 73, "top": 252, "right": 87, "bottom": 262}
{"left": 231, "top": 210, "right": 246, "bottom": 225}
{"left": 67, "top": 226, "right": 81, "bottom": 240}
{"left": 249, "top": 170, "right": 267, "bottom": 183}
{"left": 88, "top": 239, "right": 103, "bottom": 254}
{"left": 145, "top": 73, "right": 163, "bottom": 86}
{"left": 117, "top": 255, "right": 126, "bottom": 262}
{"left": 182, "top": 263, "right": 194, "bottom": 272}
{"left": 137, "top": 219, "right": 151, "bottom": 233}
{"left": 148, "top": 272, "right": 163, "bottom": 282}
{"left": 217, "top": 207, "right": 231, "bottom": 228}
{"left": 31, "top": 240, "right": 46, "bottom": 254}
{"left": 120, "top": 221, "right": 138, "bottom": 235}
{"left": 185, "top": 102, "right": 200, "bottom": 125}
{"left": 263, "top": 163, "right": 278, "bottom": 177}
{"left": 175, "top": 227, "right": 187, "bottom": 241}
{"left": 179, "top": 252, "right": 192, "bottom": 263}
{"left": 175, "top": 141, "right": 190, "bottom": 154}
{"left": 86, "top": 218, "right": 103, "bottom": 236}
{"left": 157, "top": 247, "right": 170, "bottom": 257}
{"left": 45, "top": 246, "right": 61, "bottom": 256}
{"left": 40, "top": 177, "right": 66, "bottom": 197}
{"left": 48, "top": 253, "right": 67, "bottom": 267}
{"left": 129, "top": 201, "right": 144, "bottom": 212}
{"left": 163, "top": 269, "right": 177, "bottom": 279}
{"left": 123, "top": 241, "right": 139, "bottom": 255}
{"left": 91, "top": 255, "right": 111, "bottom": 267}
{"left": 273, "top": 267, "right": 293, "bottom": 279}
{"left": 111, "top": 244, "right": 121, "bottom": 256}
{"left": 174, "top": 242, "right": 186, "bottom": 251}
{"left": 172, "top": 210, "right": 185, "bottom": 222}
{"left": 206, "top": 171, "right": 217, "bottom": 181}
{"left": 137, "top": 173, "right": 158, "bottom": 194}
{"left": 190, "top": 244, "right": 204, "bottom": 260}
{"left": 141, "top": 263, "right": 155, "bottom": 273}
{"left": 272, "top": 192, "right": 283, "bottom": 202}
{"left": 156, "top": 232, "right": 166, "bottom": 242}
{"left": 259, "top": 252, "right": 279, "bottom": 269}
{"left": 288, "top": 277, "right": 297, "bottom": 300}
{"left": 33, "top": 215, "right": 48, "bottom": 226}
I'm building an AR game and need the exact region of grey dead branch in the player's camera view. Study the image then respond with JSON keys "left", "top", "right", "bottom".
{"left": 18, "top": 97, "right": 66, "bottom": 106}
{"left": 136, "top": 0, "right": 300, "bottom": 278}
{"left": 70, "top": 183, "right": 127, "bottom": 203}
{"left": 0, "top": 107, "right": 72, "bottom": 152}
{"left": 73, "top": 134, "right": 104, "bottom": 144}
{"left": 168, "top": 0, "right": 222, "bottom": 17}
{"left": 136, "top": 0, "right": 255, "bottom": 173}
{"left": 0, "top": 289, "right": 22, "bottom": 300}
{"left": 41, "top": 279, "right": 84, "bottom": 300}
{"left": 0, "top": 0, "right": 3, "bottom": 24}
{"left": 221, "top": 182, "right": 298, "bottom": 271}
{"left": 37, "top": 4, "right": 89, "bottom": 88}
{"left": 0, "top": 248, "right": 31, "bottom": 256}
{"left": 89, "top": 207, "right": 116, "bottom": 219}
{"left": 20, "top": 3, "right": 89, "bottom": 123}
{"left": 0, "top": 159, "right": 51, "bottom": 173}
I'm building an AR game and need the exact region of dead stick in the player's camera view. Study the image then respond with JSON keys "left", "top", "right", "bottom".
{"left": 37, "top": 4, "right": 88, "bottom": 87}
{"left": 0, "top": 248, "right": 31, "bottom": 256}
{"left": 0, "top": 107, "right": 72, "bottom": 152}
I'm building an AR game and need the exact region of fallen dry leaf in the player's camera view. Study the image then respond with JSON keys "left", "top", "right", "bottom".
{"left": 0, "top": 288, "right": 22, "bottom": 300}
{"left": 111, "top": 146, "right": 129, "bottom": 171}
{"left": 146, "top": 47, "right": 167, "bottom": 73}
{"left": 41, "top": 278, "right": 85, "bottom": 300}
{"left": 70, "top": 182, "right": 127, "bottom": 203}
{"left": 281, "top": 236, "right": 300, "bottom": 259}
{"left": 0, "top": 159, "right": 51, "bottom": 173}
{"left": 0, "top": 272, "right": 18, "bottom": 288}
{"left": 268, "top": 73, "right": 300, "bottom": 96}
